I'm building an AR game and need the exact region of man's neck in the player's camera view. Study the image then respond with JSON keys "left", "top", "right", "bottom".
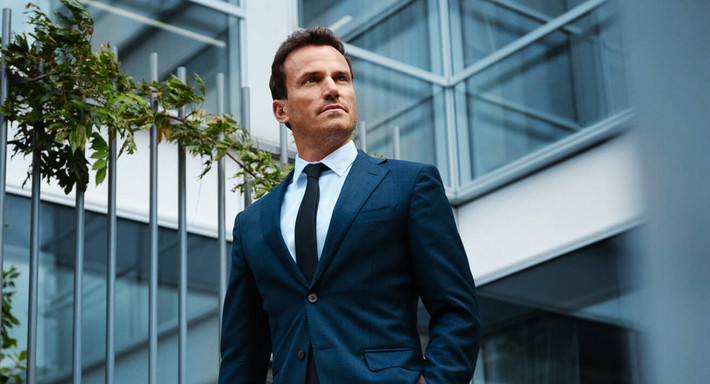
{"left": 297, "top": 138, "right": 352, "bottom": 162}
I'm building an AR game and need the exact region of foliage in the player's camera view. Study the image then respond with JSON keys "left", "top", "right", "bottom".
{"left": 0, "top": 0, "right": 287, "bottom": 198}
{"left": 1, "top": 267, "right": 26, "bottom": 384}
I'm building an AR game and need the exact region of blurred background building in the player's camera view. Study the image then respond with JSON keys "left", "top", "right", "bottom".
{"left": 1, "top": 0, "right": 707, "bottom": 383}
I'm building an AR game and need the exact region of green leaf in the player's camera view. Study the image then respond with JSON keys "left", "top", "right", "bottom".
{"left": 95, "top": 167, "right": 107, "bottom": 185}
{"left": 92, "top": 158, "right": 106, "bottom": 171}
{"left": 195, "top": 73, "right": 206, "bottom": 96}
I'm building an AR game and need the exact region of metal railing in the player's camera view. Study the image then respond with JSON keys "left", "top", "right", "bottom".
{"left": 0, "top": 8, "right": 279, "bottom": 381}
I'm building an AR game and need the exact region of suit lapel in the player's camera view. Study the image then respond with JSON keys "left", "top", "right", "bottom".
{"left": 261, "top": 171, "right": 310, "bottom": 288}
{"left": 312, "top": 152, "right": 389, "bottom": 284}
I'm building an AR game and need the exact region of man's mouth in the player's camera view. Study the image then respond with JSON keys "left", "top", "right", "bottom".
{"left": 321, "top": 104, "right": 345, "bottom": 113}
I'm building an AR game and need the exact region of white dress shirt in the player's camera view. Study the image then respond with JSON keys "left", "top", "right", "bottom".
{"left": 280, "top": 140, "right": 358, "bottom": 261}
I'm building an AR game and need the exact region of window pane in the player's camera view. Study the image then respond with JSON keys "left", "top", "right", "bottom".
{"left": 426, "top": 233, "right": 640, "bottom": 384}
{"left": 455, "top": 2, "right": 628, "bottom": 182}
{"left": 300, "top": 0, "right": 443, "bottom": 74}
{"left": 453, "top": 0, "right": 588, "bottom": 70}
{"left": 3, "top": 194, "right": 222, "bottom": 382}
{"left": 50, "top": 0, "right": 240, "bottom": 114}
{"left": 352, "top": 59, "right": 449, "bottom": 185}
{"left": 474, "top": 234, "right": 640, "bottom": 384}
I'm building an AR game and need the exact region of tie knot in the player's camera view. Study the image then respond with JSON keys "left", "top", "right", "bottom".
{"left": 303, "top": 163, "right": 329, "bottom": 179}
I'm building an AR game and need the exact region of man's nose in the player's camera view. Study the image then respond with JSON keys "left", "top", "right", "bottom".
{"left": 322, "top": 77, "right": 339, "bottom": 99}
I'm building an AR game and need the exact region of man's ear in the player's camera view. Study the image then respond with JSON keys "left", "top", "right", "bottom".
{"left": 272, "top": 99, "right": 289, "bottom": 124}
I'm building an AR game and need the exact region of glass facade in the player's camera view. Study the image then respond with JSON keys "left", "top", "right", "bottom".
{"left": 55, "top": 0, "right": 240, "bottom": 114}
{"left": 1, "top": 0, "right": 638, "bottom": 383}
{"left": 473, "top": 234, "right": 640, "bottom": 384}
{"left": 300, "top": 1, "right": 637, "bottom": 383}
{"left": 454, "top": 0, "right": 628, "bottom": 182}
{"left": 300, "top": 0, "right": 629, "bottom": 194}
{"left": 416, "top": 233, "right": 641, "bottom": 384}
{"left": 3, "top": 193, "right": 222, "bottom": 383}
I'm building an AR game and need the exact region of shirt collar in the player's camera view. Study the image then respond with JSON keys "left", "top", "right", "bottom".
{"left": 293, "top": 140, "right": 358, "bottom": 182}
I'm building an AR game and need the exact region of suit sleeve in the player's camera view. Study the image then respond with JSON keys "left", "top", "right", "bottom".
{"left": 408, "top": 165, "right": 481, "bottom": 384}
{"left": 219, "top": 212, "right": 272, "bottom": 384}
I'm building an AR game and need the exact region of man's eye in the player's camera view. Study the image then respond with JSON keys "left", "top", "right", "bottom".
{"left": 336, "top": 75, "right": 349, "bottom": 82}
{"left": 304, "top": 77, "right": 316, "bottom": 83}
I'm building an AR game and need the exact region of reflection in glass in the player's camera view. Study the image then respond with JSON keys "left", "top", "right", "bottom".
{"left": 415, "top": 233, "right": 640, "bottom": 384}
{"left": 300, "top": 0, "right": 442, "bottom": 74}
{"left": 456, "top": 2, "right": 628, "bottom": 182}
{"left": 352, "top": 59, "right": 448, "bottom": 184}
{"left": 473, "top": 234, "right": 640, "bottom": 384}
{"left": 3, "top": 194, "right": 221, "bottom": 383}
{"left": 453, "top": 0, "right": 596, "bottom": 70}
{"left": 49, "top": 0, "right": 239, "bottom": 114}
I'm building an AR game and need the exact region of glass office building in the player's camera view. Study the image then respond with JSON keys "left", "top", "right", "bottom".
{"left": 1, "top": 0, "right": 641, "bottom": 383}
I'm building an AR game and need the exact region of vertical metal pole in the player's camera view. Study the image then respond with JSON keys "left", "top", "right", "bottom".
{"left": 227, "top": 10, "right": 241, "bottom": 119}
{"left": 72, "top": 186, "right": 85, "bottom": 384}
{"left": 148, "top": 52, "right": 159, "bottom": 384}
{"left": 105, "top": 47, "right": 118, "bottom": 384}
{"left": 216, "top": 73, "right": 227, "bottom": 338}
{"left": 357, "top": 121, "right": 367, "bottom": 152}
{"left": 27, "top": 130, "right": 40, "bottom": 384}
{"left": 279, "top": 123, "right": 288, "bottom": 168}
{"left": 0, "top": 9, "right": 12, "bottom": 336}
{"left": 241, "top": 86, "right": 251, "bottom": 207}
{"left": 439, "top": 0, "right": 461, "bottom": 188}
{"left": 392, "top": 126, "right": 401, "bottom": 160}
{"left": 176, "top": 67, "right": 188, "bottom": 384}
{"left": 26, "top": 51, "right": 44, "bottom": 384}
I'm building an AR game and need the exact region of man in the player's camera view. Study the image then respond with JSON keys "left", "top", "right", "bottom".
{"left": 219, "top": 26, "right": 480, "bottom": 384}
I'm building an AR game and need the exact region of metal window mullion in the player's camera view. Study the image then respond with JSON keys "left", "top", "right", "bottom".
{"left": 424, "top": 0, "right": 448, "bottom": 182}
{"left": 486, "top": 0, "right": 585, "bottom": 36}
{"left": 452, "top": 108, "right": 634, "bottom": 205}
{"left": 338, "top": 0, "right": 415, "bottom": 40}
{"left": 450, "top": 0, "right": 607, "bottom": 85}
{"left": 366, "top": 96, "right": 433, "bottom": 135}
{"left": 72, "top": 186, "right": 85, "bottom": 384}
{"left": 345, "top": 44, "right": 448, "bottom": 87}
{"left": 0, "top": 8, "right": 12, "bottom": 336}
{"left": 148, "top": 52, "right": 159, "bottom": 384}
{"left": 186, "top": 0, "right": 246, "bottom": 18}
{"left": 437, "top": 0, "right": 461, "bottom": 188}
{"left": 176, "top": 67, "right": 188, "bottom": 384}
{"left": 446, "top": 0, "right": 473, "bottom": 185}
{"left": 471, "top": 92, "right": 580, "bottom": 132}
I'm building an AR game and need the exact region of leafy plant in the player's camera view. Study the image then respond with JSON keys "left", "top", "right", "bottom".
{"left": 1, "top": 267, "right": 26, "bottom": 384}
{"left": 0, "top": 0, "right": 287, "bottom": 198}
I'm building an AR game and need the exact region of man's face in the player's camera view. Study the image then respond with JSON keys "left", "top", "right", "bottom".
{"left": 273, "top": 45, "right": 357, "bottom": 146}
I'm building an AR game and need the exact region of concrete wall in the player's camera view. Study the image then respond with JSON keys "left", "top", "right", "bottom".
{"left": 457, "top": 133, "right": 645, "bottom": 285}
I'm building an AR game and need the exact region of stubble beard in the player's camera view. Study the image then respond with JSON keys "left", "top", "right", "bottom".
{"left": 295, "top": 119, "right": 355, "bottom": 160}
{"left": 312, "top": 122, "right": 354, "bottom": 151}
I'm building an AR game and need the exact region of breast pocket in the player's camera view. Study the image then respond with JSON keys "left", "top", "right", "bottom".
{"left": 363, "top": 347, "right": 424, "bottom": 372}
{"left": 351, "top": 205, "right": 396, "bottom": 226}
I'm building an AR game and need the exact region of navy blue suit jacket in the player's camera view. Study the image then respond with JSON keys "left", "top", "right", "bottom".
{"left": 219, "top": 150, "right": 480, "bottom": 384}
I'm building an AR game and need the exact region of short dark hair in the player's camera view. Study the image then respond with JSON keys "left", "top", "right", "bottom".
{"left": 269, "top": 26, "right": 353, "bottom": 101}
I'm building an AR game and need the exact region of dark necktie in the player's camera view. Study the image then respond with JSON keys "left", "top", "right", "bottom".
{"left": 295, "top": 163, "right": 329, "bottom": 283}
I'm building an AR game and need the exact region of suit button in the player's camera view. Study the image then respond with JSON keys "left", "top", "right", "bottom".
{"left": 307, "top": 293, "right": 318, "bottom": 303}
{"left": 297, "top": 349, "right": 305, "bottom": 360}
